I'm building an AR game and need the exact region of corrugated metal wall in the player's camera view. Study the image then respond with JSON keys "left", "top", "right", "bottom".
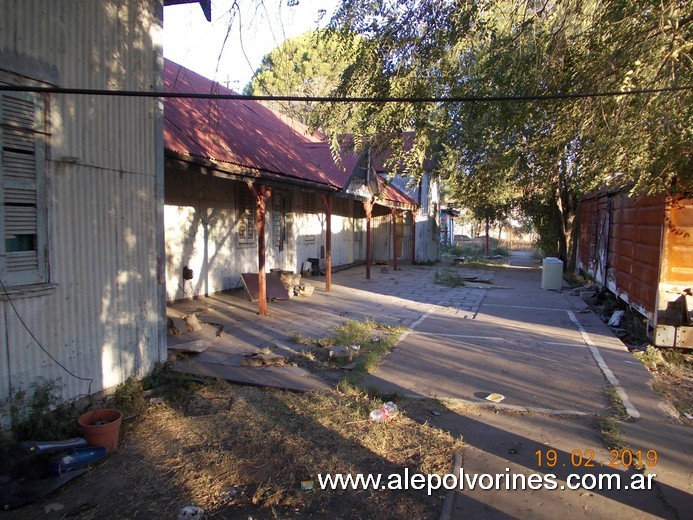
{"left": 661, "top": 198, "right": 693, "bottom": 285}
{"left": 577, "top": 193, "right": 610, "bottom": 285}
{"left": 164, "top": 168, "right": 360, "bottom": 301}
{"left": 577, "top": 192, "right": 665, "bottom": 318}
{"left": 607, "top": 194, "right": 664, "bottom": 314}
{"left": 1, "top": 1, "right": 162, "bottom": 411}
{"left": 370, "top": 211, "right": 413, "bottom": 263}
{"left": 371, "top": 214, "right": 392, "bottom": 262}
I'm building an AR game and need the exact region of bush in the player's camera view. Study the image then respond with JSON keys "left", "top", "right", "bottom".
{"left": 2, "top": 379, "right": 80, "bottom": 441}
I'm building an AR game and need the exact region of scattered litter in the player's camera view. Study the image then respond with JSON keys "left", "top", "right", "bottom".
{"left": 295, "top": 283, "right": 315, "bottom": 297}
{"left": 328, "top": 345, "right": 359, "bottom": 361}
{"left": 684, "top": 412, "right": 693, "bottom": 421}
{"left": 183, "top": 313, "right": 202, "bottom": 333}
{"left": 608, "top": 310, "right": 625, "bottom": 327}
{"left": 485, "top": 393, "right": 506, "bottom": 403}
{"left": 215, "top": 324, "right": 224, "bottom": 337}
{"left": 240, "top": 353, "right": 286, "bottom": 368}
{"left": 430, "top": 410, "right": 441, "bottom": 416}
{"left": 369, "top": 402, "right": 397, "bottom": 422}
{"left": 301, "top": 480, "right": 315, "bottom": 490}
{"left": 339, "top": 362, "right": 357, "bottom": 371}
{"left": 44, "top": 503, "right": 64, "bottom": 513}
{"left": 177, "top": 505, "right": 204, "bottom": 520}
{"left": 168, "top": 317, "right": 181, "bottom": 336}
{"left": 148, "top": 397, "right": 165, "bottom": 405}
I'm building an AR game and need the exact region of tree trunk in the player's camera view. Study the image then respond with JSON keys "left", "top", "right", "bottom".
{"left": 554, "top": 194, "right": 569, "bottom": 267}
{"left": 485, "top": 217, "right": 490, "bottom": 256}
{"left": 567, "top": 202, "right": 580, "bottom": 273}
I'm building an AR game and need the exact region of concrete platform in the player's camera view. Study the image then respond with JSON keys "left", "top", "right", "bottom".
{"left": 167, "top": 252, "right": 691, "bottom": 518}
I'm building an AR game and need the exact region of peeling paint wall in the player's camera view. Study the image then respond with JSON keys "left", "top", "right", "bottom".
{"left": 164, "top": 166, "right": 360, "bottom": 301}
{"left": 0, "top": 0, "right": 163, "bottom": 412}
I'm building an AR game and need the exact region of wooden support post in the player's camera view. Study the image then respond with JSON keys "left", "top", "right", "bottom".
{"left": 411, "top": 210, "right": 416, "bottom": 264}
{"left": 391, "top": 207, "right": 398, "bottom": 271}
{"left": 364, "top": 198, "right": 373, "bottom": 279}
{"left": 322, "top": 194, "right": 332, "bottom": 292}
{"left": 248, "top": 183, "right": 271, "bottom": 316}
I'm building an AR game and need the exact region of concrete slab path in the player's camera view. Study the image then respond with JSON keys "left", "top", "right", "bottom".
{"left": 168, "top": 252, "right": 691, "bottom": 518}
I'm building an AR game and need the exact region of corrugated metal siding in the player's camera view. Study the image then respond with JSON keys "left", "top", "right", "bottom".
{"left": 661, "top": 198, "right": 693, "bottom": 284}
{"left": 607, "top": 194, "right": 664, "bottom": 314}
{"left": 165, "top": 172, "right": 362, "bottom": 300}
{"left": 577, "top": 193, "right": 610, "bottom": 285}
{"left": 371, "top": 214, "right": 392, "bottom": 262}
{"left": 2, "top": 0, "right": 160, "bottom": 172}
{"left": 578, "top": 191, "right": 669, "bottom": 319}
{"left": 165, "top": 169, "right": 256, "bottom": 301}
{"left": 1, "top": 1, "right": 161, "bottom": 410}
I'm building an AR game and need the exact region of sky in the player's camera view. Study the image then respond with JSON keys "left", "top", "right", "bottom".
{"left": 163, "top": 0, "right": 340, "bottom": 92}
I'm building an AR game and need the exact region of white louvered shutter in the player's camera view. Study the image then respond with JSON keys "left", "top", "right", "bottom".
{"left": 0, "top": 92, "right": 46, "bottom": 285}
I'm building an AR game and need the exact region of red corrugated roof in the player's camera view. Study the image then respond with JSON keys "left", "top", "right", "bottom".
{"left": 163, "top": 60, "right": 337, "bottom": 188}
{"left": 302, "top": 141, "right": 362, "bottom": 190}
{"left": 377, "top": 174, "right": 418, "bottom": 208}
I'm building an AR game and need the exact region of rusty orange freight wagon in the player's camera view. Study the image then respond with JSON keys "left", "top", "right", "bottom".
{"left": 577, "top": 191, "right": 693, "bottom": 348}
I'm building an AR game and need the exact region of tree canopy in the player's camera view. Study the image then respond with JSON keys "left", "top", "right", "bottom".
{"left": 320, "top": 0, "right": 692, "bottom": 263}
{"left": 244, "top": 29, "right": 360, "bottom": 125}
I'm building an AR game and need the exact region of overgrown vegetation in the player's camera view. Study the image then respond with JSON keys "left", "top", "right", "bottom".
{"left": 433, "top": 269, "right": 467, "bottom": 288}
{"left": 290, "top": 319, "right": 406, "bottom": 388}
{"left": 4, "top": 371, "right": 465, "bottom": 519}
{"left": 114, "top": 377, "right": 146, "bottom": 418}
{"left": 634, "top": 346, "right": 693, "bottom": 419}
{"left": 1, "top": 379, "right": 80, "bottom": 441}
{"left": 319, "top": 0, "right": 691, "bottom": 271}
{"left": 442, "top": 237, "right": 509, "bottom": 260}
{"left": 595, "top": 386, "right": 629, "bottom": 451}
{"left": 633, "top": 346, "right": 667, "bottom": 373}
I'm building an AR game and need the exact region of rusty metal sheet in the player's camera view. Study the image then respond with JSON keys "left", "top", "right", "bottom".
{"left": 577, "top": 193, "right": 610, "bottom": 285}
{"left": 241, "top": 273, "right": 289, "bottom": 302}
{"left": 608, "top": 193, "right": 665, "bottom": 314}
{"left": 661, "top": 198, "right": 693, "bottom": 284}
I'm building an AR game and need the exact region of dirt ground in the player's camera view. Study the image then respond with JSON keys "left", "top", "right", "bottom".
{"left": 4, "top": 274, "right": 690, "bottom": 519}
{"left": 3, "top": 379, "right": 464, "bottom": 520}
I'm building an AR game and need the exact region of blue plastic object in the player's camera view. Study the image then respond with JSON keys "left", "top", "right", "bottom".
{"left": 49, "top": 446, "right": 107, "bottom": 475}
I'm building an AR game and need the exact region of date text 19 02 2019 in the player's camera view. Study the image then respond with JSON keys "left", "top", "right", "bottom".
{"left": 535, "top": 449, "right": 658, "bottom": 468}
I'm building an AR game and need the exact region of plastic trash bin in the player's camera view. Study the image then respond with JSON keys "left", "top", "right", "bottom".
{"left": 541, "top": 257, "right": 563, "bottom": 290}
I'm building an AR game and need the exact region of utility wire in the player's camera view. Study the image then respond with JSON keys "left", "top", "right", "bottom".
{"left": 0, "top": 280, "right": 94, "bottom": 393}
{"left": 0, "top": 84, "right": 690, "bottom": 103}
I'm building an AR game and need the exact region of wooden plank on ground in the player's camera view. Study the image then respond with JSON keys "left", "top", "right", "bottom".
{"left": 172, "top": 358, "right": 332, "bottom": 393}
{"left": 167, "top": 339, "right": 210, "bottom": 353}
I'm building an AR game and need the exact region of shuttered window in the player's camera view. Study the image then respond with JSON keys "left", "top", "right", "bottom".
{"left": 0, "top": 91, "right": 47, "bottom": 286}
{"left": 237, "top": 186, "right": 256, "bottom": 245}
{"left": 273, "top": 192, "right": 288, "bottom": 251}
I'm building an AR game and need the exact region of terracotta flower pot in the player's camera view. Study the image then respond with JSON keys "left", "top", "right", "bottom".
{"left": 77, "top": 409, "right": 123, "bottom": 453}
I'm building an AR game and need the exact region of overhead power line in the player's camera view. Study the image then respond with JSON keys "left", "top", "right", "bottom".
{"left": 0, "top": 84, "right": 690, "bottom": 103}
